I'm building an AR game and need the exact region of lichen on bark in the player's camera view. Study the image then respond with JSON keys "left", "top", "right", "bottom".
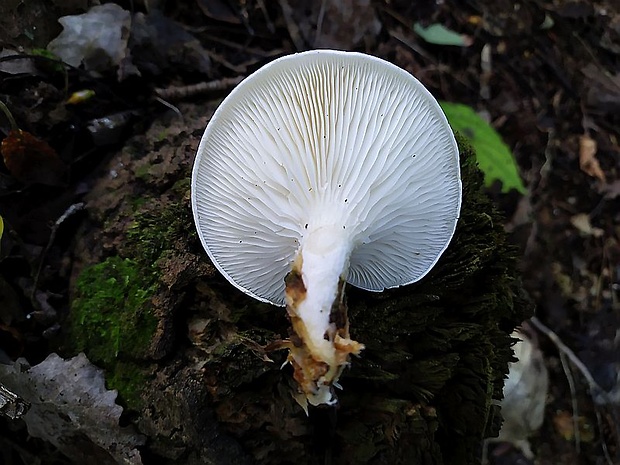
{"left": 68, "top": 104, "right": 528, "bottom": 465}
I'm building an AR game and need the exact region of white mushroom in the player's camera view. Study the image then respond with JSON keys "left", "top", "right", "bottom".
{"left": 192, "top": 50, "right": 461, "bottom": 409}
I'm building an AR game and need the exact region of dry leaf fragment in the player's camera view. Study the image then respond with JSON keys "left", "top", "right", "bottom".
{"left": 570, "top": 213, "right": 604, "bottom": 237}
{"left": 196, "top": 0, "right": 241, "bottom": 23}
{"left": 0, "top": 49, "right": 37, "bottom": 75}
{"left": 579, "top": 134, "right": 606, "bottom": 183}
{"left": 0, "top": 353, "right": 144, "bottom": 464}
{"left": 553, "top": 411, "right": 595, "bottom": 443}
{"left": 1, "top": 129, "right": 66, "bottom": 185}
{"left": 47, "top": 4, "right": 132, "bottom": 73}
{"left": 496, "top": 330, "right": 549, "bottom": 458}
{"left": 582, "top": 64, "right": 620, "bottom": 114}
{"left": 599, "top": 179, "right": 620, "bottom": 199}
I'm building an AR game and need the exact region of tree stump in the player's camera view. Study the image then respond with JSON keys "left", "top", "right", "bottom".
{"left": 68, "top": 101, "right": 528, "bottom": 465}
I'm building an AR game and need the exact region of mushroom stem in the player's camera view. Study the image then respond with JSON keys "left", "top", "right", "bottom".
{"left": 284, "top": 226, "right": 364, "bottom": 409}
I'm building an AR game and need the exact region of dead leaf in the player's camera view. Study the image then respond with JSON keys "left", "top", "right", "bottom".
{"left": 552, "top": 411, "right": 595, "bottom": 443}
{"left": 0, "top": 49, "right": 37, "bottom": 75}
{"left": 496, "top": 330, "right": 549, "bottom": 458}
{"left": 552, "top": 262, "right": 573, "bottom": 296}
{"left": 0, "top": 353, "right": 145, "bottom": 464}
{"left": 582, "top": 64, "right": 620, "bottom": 114}
{"left": 579, "top": 134, "right": 606, "bottom": 183}
{"left": 570, "top": 213, "right": 604, "bottom": 237}
{"left": 599, "top": 179, "right": 620, "bottom": 199}
{"left": 1, "top": 129, "right": 66, "bottom": 186}
{"left": 196, "top": 0, "right": 241, "bottom": 24}
{"left": 129, "top": 10, "right": 211, "bottom": 76}
{"left": 47, "top": 4, "right": 132, "bottom": 74}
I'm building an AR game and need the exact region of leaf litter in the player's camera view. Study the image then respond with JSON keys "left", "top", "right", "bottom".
{"left": 0, "top": 1, "right": 619, "bottom": 464}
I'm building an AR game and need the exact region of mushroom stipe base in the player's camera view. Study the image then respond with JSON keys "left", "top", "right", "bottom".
{"left": 282, "top": 266, "right": 364, "bottom": 411}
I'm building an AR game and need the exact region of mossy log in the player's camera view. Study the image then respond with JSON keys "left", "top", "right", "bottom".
{"left": 68, "top": 102, "right": 528, "bottom": 465}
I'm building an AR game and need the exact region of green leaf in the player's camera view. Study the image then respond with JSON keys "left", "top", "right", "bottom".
{"left": 440, "top": 102, "right": 526, "bottom": 194}
{"left": 413, "top": 23, "right": 472, "bottom": 46}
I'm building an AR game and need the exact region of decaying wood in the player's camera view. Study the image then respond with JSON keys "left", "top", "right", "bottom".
{"left": 68, "top": 102, "right": 528, "bottom": 465}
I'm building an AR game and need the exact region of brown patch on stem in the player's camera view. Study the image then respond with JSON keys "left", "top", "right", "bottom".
{"left": 284, "top": 255, "right": 306, "bottom": 307}
{"left": 329, "top": 278, "right": 349, "bottom": 336}
{"left": 282, "top": 269, "right": 364, "bottom": 408}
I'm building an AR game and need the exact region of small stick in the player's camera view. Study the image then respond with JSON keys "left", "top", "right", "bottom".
{"left": 32, "top": 202, "right": 85, "bottom": 298}
{"left": 0, "top": 100, "right": 19, "bottom": 131}
{"left": 256, "top": 0, "right": 276, "bottom": 33}
{"left": 278, "top": 0, "right": 305, "bottom": 50}
{"left": 530, "top": 317, "right": 608, "bottom": 401}
{"left": 530, "top": 316, "right": 615, "bottom": 465}
{"left": 558, "top": 350, "right": 581, "bottom": 453}
{"left": 154, "top": 76, "right": 244, "bottom": 101}
{"left": 314, "top": 0, "right": 327, "bottom": 47}
{"left": 153, "top": 97, "right": 182, "bottom": 119}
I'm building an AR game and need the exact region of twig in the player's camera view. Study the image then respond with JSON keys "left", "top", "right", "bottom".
{"left": 278, "top": 0, "right": 305, "bottom": 50}
{"left": 386, "top": 28, "right": 434, "bottom": 62}
{"left": 530, "top": 317, "right": 608, "bottom": 401}
{"left": 480, "top": 44, "right": 492, "bottom": 100}
{"left": 256, "top": 0, "right": 276, "bottom": 34}
{"left": 530, "top": 316, "right": 615, "bottom": 465}
{"left": 153, "top": 97, "right": 182, "bottom": 119}
{"left": 0, "top": 54, "right": 70, "bottom": 95}
{"left": 0, "top": 100, "right": 18, "bottom": 131}
{"left": 593, "top": 406, "right": 615, "bottom": 465}
{"left": 204, "top": 50, "right": 247, "bottom": 73}
{"left": 32, "top": 203, "right": 85, "bottom": 298}
{"left": 200, "top": 35, "right": 284, "bottom": 58}
{"left": 154, "top": 77, "right": 244, "bottom": 101}
{"left": 558, "top": 350, "right": 580, "bottom": 453}
{"left": 314, "top": 0, "right": 327, "bottom": 47}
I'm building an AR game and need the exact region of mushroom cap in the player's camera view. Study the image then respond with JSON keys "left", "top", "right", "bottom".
{"left": 192, "top": 50, "right": 461, "bottom": 306}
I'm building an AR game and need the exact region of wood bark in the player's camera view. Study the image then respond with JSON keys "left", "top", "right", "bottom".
{"left": 69, "top": 102, "right": 528, "bottom": 465}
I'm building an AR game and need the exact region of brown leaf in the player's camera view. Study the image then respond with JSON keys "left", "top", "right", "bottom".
{"left": 552, "top": 411, "right": 595, "bottom": 443}
{"left": 1, "top": 129, "right": 66, "bottom": 186}
{"left": 0, "top": 323, "right": 23, "bottom": 358}
{"left": 578, "top": 134, "right": 606, "bottom": 183}
{"left": 553, "top": 411, "right": 574, "bottom": 440}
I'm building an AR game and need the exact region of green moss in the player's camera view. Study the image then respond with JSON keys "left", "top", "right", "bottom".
{"left": 134, "top": 164, "right": 151, "bottom": 180}
{"left": 127, "top": 196, "right": 192, "bottom": 264}
{"left": 107, "top": 360, "right": 149, "bottom": 409}
{"left": 70, "top": 178, "right": 195, "bottom": 411}
{"left": 171, "top": 177, "right": 191, "bottom": 195}
{"left": 70, "top": 256, "right": 157, "bottom": 409}
{"left": 71, "top": 256, "right": 157, "bottom": 365}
